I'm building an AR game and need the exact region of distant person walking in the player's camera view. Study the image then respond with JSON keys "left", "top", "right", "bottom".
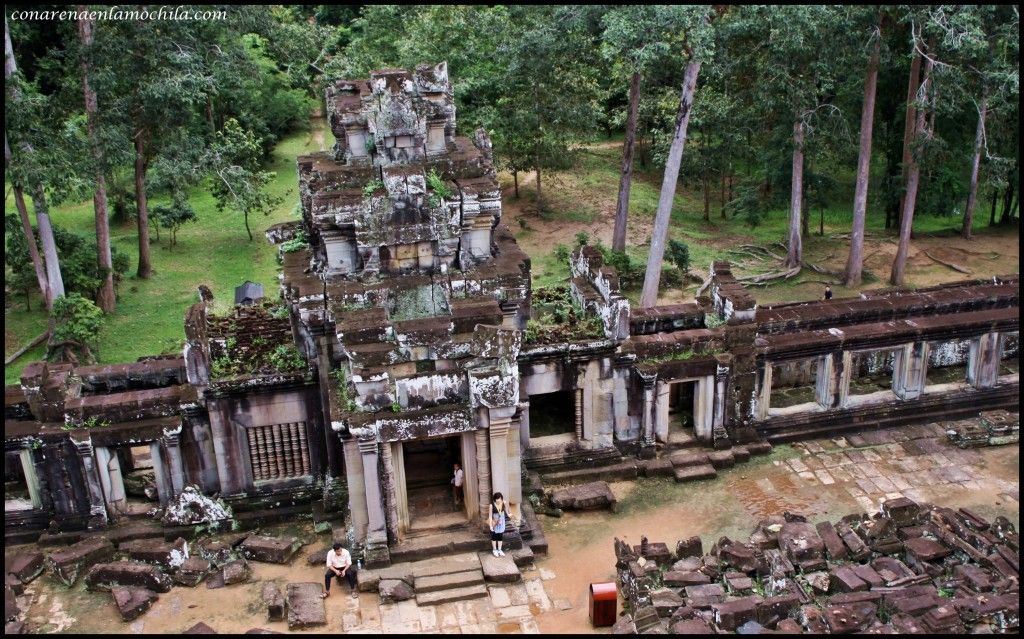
{"left": 321, "top": 542, "right": 358, "bottom": 599}
{"left": 489, "top": 492, "right": 509, "bottom": 557}
{"left": 824, "top": 285, "right": 833, "bottom": 300}
{"left": 451, "top": 462, "right": 464, "bottom": 509}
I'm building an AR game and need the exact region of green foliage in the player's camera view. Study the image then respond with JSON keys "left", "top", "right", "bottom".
{"left": 269, "top": 305, "right": 290, "bottom": 319}
{"left": 554, "top": 244, "right": 571, "bottom": 262}
{"left": 152, "top": 195, "right": 198, "bottom": 248}
{"left": 600, "top": 248, "right": 645, "bottom": 289}
{"left": 704, "top": 314, "right": 726, "bottom": 329}
{"left": 280, "top": 230, "right": 309, "bottom": 253}
{"left": 391, "top": 401, "right": 402, "bottom": 413}
{"left": 63, "top": 415, "right": 110, "bottom": 431}
{"left": 667, "top": 239, "right": 691, "bottom": 275}
{"left": 49, "top": 294, "right": 105, "bottom": 363}
{"left": 363, "top": 179, "right": 385, "bottom": 197}
{"left": 574, "top": 231, "right": 590, "bottom": 248}
{"left": 426, "top": 169, "right": 452, "bottom": 200}
{"left": 332, "top": 367, "right": 357, "bottom": 412}
{"left": 524, "top": 285, "right": 605, "bottom": 345}
{"left": 268, "top": 344, "right": 306, "bottom": 373}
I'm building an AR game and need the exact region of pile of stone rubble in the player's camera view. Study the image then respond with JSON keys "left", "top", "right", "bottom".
{"left": 612, "top": 497, "right": 1019, "bottom": 634}
{"left": 945, "top": 409, "right": 1019, "bottom": 449}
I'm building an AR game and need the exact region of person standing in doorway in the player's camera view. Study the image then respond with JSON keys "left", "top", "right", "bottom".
{"left": 489, "top": 492, "right": 509, "bottom": 557}
{"left": 451, "top": 462, "right": 464, "bottom": 510}
{"left": 321, "top": 542, "right": 358, "bottom": 599}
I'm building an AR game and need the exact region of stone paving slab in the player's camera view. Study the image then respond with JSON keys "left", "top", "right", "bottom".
{"left": 286, "top": 582, "right": 326, "bottom": 629}
{"left": 477, "top": 552, "right": 521, "bottom": 583}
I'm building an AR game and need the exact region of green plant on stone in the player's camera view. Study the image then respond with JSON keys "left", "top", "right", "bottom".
{"left": 269, "top": 305, "right": 290, "bottom": 319}
{"left": 364, "top": 137, "right": 376, "bottom": 154}
{"left": 268, "top": 344, "right": 306, "bottom": 373}
{"left": 391, "top": 401, "right": 401, "bottom": 413}
{"left": 574, "top": 231, "right": 590, "bottom": 248}
{"left": 704, "top": 314, "right": 726, "bottom": 329}
{"left": 426, "top": 168, "right": 452, "bottom": 200}
{"left": 363, "top": 179, "right": 385, "bottom": 197}
{"left": 281, "top": 230, "right": 309, "bottom": 253}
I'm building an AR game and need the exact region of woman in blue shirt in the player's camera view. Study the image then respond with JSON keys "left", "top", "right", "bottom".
{"left": 489, "top": 492, "right": 508, "bottom": 557}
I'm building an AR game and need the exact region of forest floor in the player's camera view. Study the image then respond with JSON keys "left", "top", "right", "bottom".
{"left": 4, "top": 126, "right": 1020, "bottom": 383}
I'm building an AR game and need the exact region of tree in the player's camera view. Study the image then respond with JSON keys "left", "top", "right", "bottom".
{"left": 5, "top": 17, "right": 66, "bottom": 307}
{"left": 639, "top": 6, "right": 717, "bottom": 308}
{"left": 153, "top": 196, "right": 198, "bottom": 248}
{"left": 77, "top": 6, "right": 115, "bottom": 311}
{"left": 209, "top": 118, "right": 283, "bottom": 241}
{"left": 844, "top": 19, "right": 883, "bottom": 287}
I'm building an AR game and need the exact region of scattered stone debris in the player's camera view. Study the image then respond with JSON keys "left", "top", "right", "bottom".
{"left": 161, "top": 486, "right": 233, "bottom": 526}
{"left": 613, "top": 497, "right": 1021, "bottom": 634}
{"left": 5, "top": 552, "right": 44, "bottom": 584}
{"left": 946, "top": 409, "right": 1019, "bottom": 448}
{"left": 110, "top": 585, "right": 158, "bottom": 622}
{"left": 206, "top": 558, "right": 252, "bottom": 589}
{"left": 173, "top": 556, "right": 212, "bottom": 587}
{"left": 378, "top": 578, "right": 415, "bottom": 603}
{"left": 120, "top": 537, "right": 189, "bottom": 570}
{"left": 549, "top": 481, "right": 617, "bottom": 511}
{"left": 183, "top": 621, "right": 218, "bottom": 634}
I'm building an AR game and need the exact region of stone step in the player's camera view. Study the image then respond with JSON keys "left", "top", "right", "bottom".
{"left": 539, "top": 460, "right": 638, "bottom": 485}
{"left": 389, "top": 530, "right": 487, "bottom": 564}
{"left": 673, "top": 464, "right": 717, "bottom": 483}
{"left": 669, "top": 451, "right": 711, "bottom": 468}
{"left": 666, "top": 430, "right": 700, "bottom": 451}
{"left": 415, "top": 569, "right": 485, "bottom": 593}
{"left": 415, "top": 583, "right": 489, "bottom": 606}
{"left": 707, "top": 450, "right": 735, "bottom": 469}
{"left": 746, "top": 441, "right": 773, "bottom": 455}
{"left": 731, "top": 446, "right": 751, "bottom": 463}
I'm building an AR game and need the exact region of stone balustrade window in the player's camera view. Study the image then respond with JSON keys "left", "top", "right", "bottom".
{"left": 246, "top": 423, "right": 311, "bottom": 482}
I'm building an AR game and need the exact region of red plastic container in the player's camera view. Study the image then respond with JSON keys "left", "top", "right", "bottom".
{"left": 589, "top": 581, "right": 617, "bottom": 627}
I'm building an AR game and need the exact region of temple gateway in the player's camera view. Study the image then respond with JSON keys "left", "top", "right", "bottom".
{"left": 5, "top": 63, "right": 1019, "bottom": 566}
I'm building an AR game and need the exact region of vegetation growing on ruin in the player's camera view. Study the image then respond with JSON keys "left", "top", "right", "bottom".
{"left": 279, "top": 230, "right": 309, "bottom": 253}
{"left": 525, "top": 286, "right": 605, "bottom": 345}
{"left": 426, "top": 168, "right": 453, "bottom": 208}
{"left": 332, "top": 367, "right": 357, "bottom": 412}
{"left": 362, "top": 179, "right": 386, "bottom": 197}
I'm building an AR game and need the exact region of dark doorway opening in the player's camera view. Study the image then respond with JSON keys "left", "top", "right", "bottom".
{"left": 404, "top": 435, "right": 461, "bottom": 520}
{"left": 668, "top": 380, "right": 696, "bottom": 431}
{"left": 529, "top": 390, "right": 575, "bottom": 438}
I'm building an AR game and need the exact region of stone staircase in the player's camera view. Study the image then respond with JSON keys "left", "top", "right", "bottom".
{"left": 412, "top": 553, "right": 489, "bottom": 606}
{"left": 666, "top": 441, "right": 773, "bottom": 484}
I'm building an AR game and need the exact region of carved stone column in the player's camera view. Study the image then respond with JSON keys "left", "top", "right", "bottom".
{"left": 475, "top": 427, "right": 491, "bottom": 522}
{"left": 755, "top": 363, "right": 773, "bottom": 420}
{"left": 968, "top": 332, "right": 1000, "bottom": 389}
{"left": 150, "top": 442, "right": 171, "bottom": 507}
{"left": 815, "top": 353, "right": 834, "bottom": 408}
{"left": 358, "top": 439, "right": 389, "bottom": 566}
{"left": 893, "top": 342, "right": 929, "bottom": 400}
{"left": 712, "top": 364, "right": 730, "bottom": 445}
{"left": 835, "top": 351, "right": 853, "bottom": 408}
{"left": 654, "top": 380, "right": 670, "bottom": 443}
{"left": 342, "top": 438, "right": 368, "bottom": 543}
{"left": 71, "top": 435, "right": 108, "bottom": 529}
{"left": 379, "top": 441, "right": 399, "bottom": 544}
{"left": 639, "top": 372, "right": 656, "bottom": 444}
{"left": 489, "top": 418, "right": 510, "bottom": 502}
{"left": 162, "top": 425, "right": 186, "bottom": 497}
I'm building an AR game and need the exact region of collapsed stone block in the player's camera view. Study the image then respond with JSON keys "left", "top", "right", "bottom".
{"left": 110, "top": 585, "right": 158, "bottom": 622}
{"left": 719, "top": 543, "right": 758, "bottom": 573}
{"left": 650, "top": 588, "right": 683, "bottom": 618}
{"left": 675, "top": 536, "right": 703, "bottom": 560}
{"left": 814, "top": 521, "right": 847, "bottom": 561}
{"left": 829, "top": 566, "right": 868, "bottom": 593}
{"left": 45, "top": 537, "right": 116, "bottom": 586}
{"left": 778, "top": 522, "right": 825, "bottom": 571}
{"left": 549, "top": 481, "right": 617, "bottom": 511}
{"left": 183, "top": 621, "right": 218, "bottom": 634}
{"left": 262, "top": 582, "right": 286, "bottom": 621}
{"left": 882, "top": 497, "right": 922, "bottom": 528}
{"left": 174, "top": 556, "right": 212, "bottom": 587}
{"left": 663, "top": 571, "right": 709, "bottom": 588}
{"left": 286, "top": 582, "right": 327, "bottom": 629}
{"left": 712, "top": 596, "right": 759, "bottom": 631}
{"left": 823, "top": 602, "right": 877, "bottom": 633}
{"left": 85, "top": 561, "right": 173, "bottom": 593}
{"left": 240, "top": 536, "right": 303, "bottom": 564}
{"left": 121, "top": 537, "right": 189, "bottom": 570}
{"left": 5, "top": 552, "right": 44, "bottom": 584}
{"left": 378, "top": 578, "right": 414, "bottom": 603}
{"left": 683, "top": 583, "right": 725, "bottom": 609}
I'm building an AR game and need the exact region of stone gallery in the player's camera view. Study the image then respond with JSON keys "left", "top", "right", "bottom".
{"left": 4, "top": 64, "right": 1020, "bottom": 576}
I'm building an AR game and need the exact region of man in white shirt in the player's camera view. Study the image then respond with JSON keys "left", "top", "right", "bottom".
{"left": 451, "top": 462, "right": 464, "bottom": 509}
{"left": 322, "top": 542, "right": 358, "bottom": 599}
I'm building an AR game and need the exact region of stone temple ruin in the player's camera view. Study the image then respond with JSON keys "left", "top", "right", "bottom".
{"left": 4, "top": 63, "right": 1020, "bottom": 575}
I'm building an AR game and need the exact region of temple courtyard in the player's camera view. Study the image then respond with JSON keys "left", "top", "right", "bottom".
{"left": 8, "top": 417, "right": 1017, "bottom": 634}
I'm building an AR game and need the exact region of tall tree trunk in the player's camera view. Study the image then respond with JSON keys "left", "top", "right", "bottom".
{"left": 897, "top": 49, "right": 923, "bottom": 232}
{"left": 639, "top": 60, "right": 701, "bottom": 308}
{"left": 5, "top": 135, "right": 49, "bottom": 306}
{"left": 535, "top": 166, "right": 543, "bottom": 212}
{"left": 31, "top": 184, "right": 66, "bottom": 300}
{"left": 1000, "top": 181, "right": 1016, "bottom": 224}
{"left": 800, "top": 178, "right": 809, "bottom": 239}
{"left": 6, "top": 17, "right": 62, "bottom": 307}
{"left": 702, "top": 174, "right": 710, "bottom": 221}
{"left": 78, "top": 8, "right": 115, "bottom": 312}
{"left": 844, "top": 35, "right": 881, "bottom": 287}
{"left": 960, "top": 94, "right": 987, "bottom": 239}
{"left": 720, "top": 173, "right": 727, "bottom": 218}
{"left": 134, "top": 129, "right": 152, "bottom": 279}
{"left": 513, "top": 170, "right": 519, "bottom": 198}
{"left": 785, "top": 119, "right": 805, "bottom": 268}
{"left": 613, "top": 71, "right": 641, "bottom": 252}
{"left": 890, "top": 57, "right": 933, "bottom": 286}
{"left": 989, "top": 186, "right": 998, "bottom": 226}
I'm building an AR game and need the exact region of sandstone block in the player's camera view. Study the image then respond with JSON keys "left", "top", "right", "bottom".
{"left": 110, "top": 585, "right": 158, "bottom": 622}
{"left": 46, "top": 537, "right": 115, "bottom": 586}
{"left": 121, "top": 537, "right": 189, "bottom": 570}
{"left": 241, "top": 536, "right": 303, "bottom": 564}
{"left": 286, "top": 582, "right": 327, "bottom": 629}
{"left": 549, "top": 481, "right": 617, "bottom": 511}
{"left": 85, "top": 560, "right": 173, "bottom": 593}
{"left": 478, "top": 551, "right": 521, "bottom": 583}
{"left": 379, "top": 578, "right": 414, "bottom": 603}
{"left": 262, "top": 582, "right": 286, "bottom": 621}
{"left": 174, "top": 556, "right": 212, "bottom": 587}
{"left": 5, "top": 552, "right": 44, "bottom": 584}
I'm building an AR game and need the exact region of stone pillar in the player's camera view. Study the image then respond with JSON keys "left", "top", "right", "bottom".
{"left": 893, "top": 342, "right": 929, "bottom": 400}
{"left": 150, "top": 442, "right": 171, "bottom": 507}
{"left": 695, "top": 376, "right": 716, "bottom": 443}
{"left": 612, "top": 363, "right": 631, "bottom": 442}
{"left": 712, "top": 363, "right": 730, "bottom": 444}
{"left": 380, "top": 441, "right": 399, "bottom": 544}
{"left": 654, "top": 380, "right": 671, "bottom": 443}
{"left": 315, "top": 333, "right": 344, "bottom": 479}
{"left": 755, "top": 363, "right": 772, "bottom": 420}
{"left": 474, "top": 427, "right": 491, "bottom": 522}
{"left": 162, "top": 427, "right": 186, "bottom": 497}
{"left": 834, "top": 351, "right": 853, "bottom": 408}
{"left": 815, "top": 354, "right": 834, "bottom": 408}
{"left": 342, "top": 438, "right": 368, "bottom": 543}
{"left": 489, "top": 418, "right": 510, "bottom": 502}
{"left": 358, "top": 439, "right": 390, "bottom": 566}
{"left": 71, "top": 436, "right": 108, "bottom": 529}
{"left": 968, "top": 332, "right": 1000, "bottom": 389}
{"left": 20, "top": 449, "right": 43, "bottom": 509}
{"left": 518, "top": 402, "right": 531, "bottom": 452}
{"left": 574, "top": 388, "right": 584, "bottom": 440}
{"left": 507, "top": 417, "right": 523, "bottom": 507}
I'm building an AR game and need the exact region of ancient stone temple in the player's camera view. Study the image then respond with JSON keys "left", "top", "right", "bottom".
{"left": 4, "top": 63, "right": 1020, "bottom": 568}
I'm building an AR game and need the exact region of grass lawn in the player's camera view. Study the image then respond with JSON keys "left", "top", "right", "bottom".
{"left": 4, "top": 125, "right": 322, "bottom": 385}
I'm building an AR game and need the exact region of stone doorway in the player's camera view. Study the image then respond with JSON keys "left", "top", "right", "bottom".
{"left": 395, "top": 434, "right": 474, "bottom": 535}
{"left": 527, "top": 390, "right": 575, "bottom": 439}
{"left": 667, "top": 380, "right": 696, "bottom": 433}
